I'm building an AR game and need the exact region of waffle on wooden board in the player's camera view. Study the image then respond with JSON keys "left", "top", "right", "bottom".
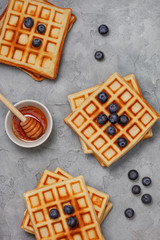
{"left": 65, "top": 74, "right": 153, "bottom": 156}
{"left": 65, "top": 72, "right": 159, "bottom": 167}
{"left": 0, "top": 0, "right": 75, "bottom": 79}
{"left": 24, "top": 176, "right": 104, "bottom": 240}
{"left": 21, "top": 169, "right": 112, "bottom": 235}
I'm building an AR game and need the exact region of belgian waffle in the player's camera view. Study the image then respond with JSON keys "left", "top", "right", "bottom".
{"left": 0, "top": 0, "right": 72, "bottom": 79}
{"left": 0, "top": 0, "right": 76, "bottom": 81}
{"left": 24, "top": 176, "right": 104, "bottom": 240}
{"left": 54, "top": 168, "right": 112, "bottom": 224}
{"left": 21, "top": 169, "right": 111, "bottom": 235}
{"left": 65, "top": 74, "right": 153, "bottom": 156}
{"left": 65, "top": 72, "right": 160, "bottom": 167}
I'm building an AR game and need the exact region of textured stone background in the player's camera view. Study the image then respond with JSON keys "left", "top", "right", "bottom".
{"left": 0, "top": 0, "right": 160, "bottom": 239}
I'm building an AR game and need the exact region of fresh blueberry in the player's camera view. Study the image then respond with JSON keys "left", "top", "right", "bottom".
{"left": 95, "top": 51, "right": 104, "bottom": 61}
{"left": 117, "top": 137, "right": 127, "bottom": 148}
{"left": 63, "top": 205, "right": 74, "bottom": 215}
{"left": 108, "top": 103, "right": 119, "bottom": 113}
{"left": 128, "top": 170, "right": 139, "bottom": 181}
{"left": 109, "top": 113, "right": 119, "bottom": 124}
{"left": 67, "top": 216, "right": 78, "bottom": 228}
{"left": 142, "top": 177, "right": 152, "bottom": 186}
{"left": 124, "top": 208, "right": 135, "bottom": 218}
{"left": 97, "top": 114, "right": 108, "bottom": 125}
{"left": 32, "top": 38, "right": 42, "bottom": 48}
{"left": 24, "top": 17, "right": 34, "bottom": 28}
{"left": 119, "top": 115, "right": 129, "bottom": 126}
{"left": 132, "top": 185, "right": 141, "bottom": 195}
{"left": 37, "top": 24, "right": 46, "bottom": 34}
{"left": 141, "top": 194, "right": 152, "bottom": 204}
{"left": 106, "top": 126, "right": 116, "bottom": 136}
{"left": 97, "top": 92, "right": 109, "bottom": 103}
{"left": 49, "top": 209, "right": 60, "bottom": 219}
{"left": 98, "top": 24, "right": 109, "bottom": 35}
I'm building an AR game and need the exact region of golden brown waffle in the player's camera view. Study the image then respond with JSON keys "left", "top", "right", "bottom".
{"left": 66, "top": 74, "right": 153, "bottom": 156}
{"left": 21, "top": 169, "right": 111, "bottom": 234}
{"left": 24, "top": 176, "right": 104, "bottom": 240}
{"left": 54, "top": 168, "right": 112, "bottom": 224}
{"left": 0, "top": 0, "right": 72, "bottom": 79}
{"left": 65, "top": 72, "right": 160, "bottom": 167}
{"left": 0, "top": 0, "right": 76, "bottom": 81}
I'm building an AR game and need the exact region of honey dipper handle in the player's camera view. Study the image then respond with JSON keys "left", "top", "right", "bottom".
{"left": 0, "top": 93, "right": 26, "bottom": 122}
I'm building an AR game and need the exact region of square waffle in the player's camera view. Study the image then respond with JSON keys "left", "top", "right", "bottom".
{"left": 0, "top": 0, "right": 72, "bottom": 79}
{"left": 24, "top": 176, "right": 104, "bottom": 240}
{"left": 21, "top": 169, "right": 111, "bottom": 235}
{"left": 65, "top": 74, "right": 153, "bottom": 155}
{"left": 0, "top": 0, "right": 76, "bottom": 81}
{"left": 65, "top": 72, "right": 160, "bottom": 167}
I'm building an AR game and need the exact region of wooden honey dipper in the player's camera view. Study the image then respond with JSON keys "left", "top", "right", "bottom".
{"left": 0, "top": 93, "right": 43, "bottom": 140}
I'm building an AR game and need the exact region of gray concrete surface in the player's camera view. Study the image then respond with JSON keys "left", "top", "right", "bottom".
{"left": 0, "top": 0, "right": 160, "bottom": 239}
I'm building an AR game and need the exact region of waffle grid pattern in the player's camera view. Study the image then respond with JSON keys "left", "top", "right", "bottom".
{"left": 66, "top": 73, "right": 159, "bottom": 166}
{"left": 0, "top": 0, "right": 72, "bottom": 78}
{"left": 24, "top": 176, "right": 104, "bottom": 240}
{"left": 21, "top": 169, "right": 111, "bottom": 234}
{"left": 67, "top": 74, "right": 153, "bottom": 156}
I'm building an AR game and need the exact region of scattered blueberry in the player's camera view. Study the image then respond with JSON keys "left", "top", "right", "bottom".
{"left": 119, "top": 115, "right": 129, "bottom": 126}
{"left": 117, "top": 137, "right": 127, "bottom": 148}
{"left": 49, "top": 209, "right": 60, "bottom": 219}
{"left": 97, "top": 92, "right": 108, "bottom": 103}
{"left": 142, "top": 177, "right": 152, "bottom": 186}
{"left": 63, "top": 205, "right": 74, "bottom": 215}
{"left": 37, "top": 24, "right": 46, "bottom": 34}
{"left": 95, "top": 51, "right": 104, "bottom": 61}
{"left": 97, "top": 114, "right": 108, "bottom": 125}
{"left": 32, "top": 38, "right": 42, "bottom": 48}
{"left": 98, "top": 24, "right": 109, "bottom": 35}
{"left": 141, "top": 194, "right": 152, "bottom": 204}
{"left": 128, "top": 170, "right": 139, "bottom": 181}
{"left": 109, "top": 113, "right": 119, "bottom": 124}
{"left": 108, "top": 103, "right": 119, "bottom": 113}
{"left": 132, "top": 185, "right": 141, "bottom": 195}
{"left": 24, "top": 17, "right": 34, "bottom": 28}
{"left": 124, "top": 208, "right": 135, "bottom": 219}
{"left": 67, "top": 216, "right": 78, "bottom": 228}
{"left": 106, "top": 126, "right": 116, "bottom": 136}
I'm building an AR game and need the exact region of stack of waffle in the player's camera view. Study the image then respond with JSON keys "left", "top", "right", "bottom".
{"left": 0, "top": 0, "right": 76, "bottom": 81}
{"left": 64, "top": 72, "right": 160, "bottom": 167}
{"left": 21, "top": 168, "right": 112, "bottom": 239}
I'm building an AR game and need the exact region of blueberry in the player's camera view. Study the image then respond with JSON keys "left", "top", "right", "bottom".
{"left": 97, "top": 92, "right": 108, "bottom": 103}
{"left": 132, "top": 185, "right": 141, "bottom": 195}
{"left": 142, "top": 177, "right": 152, "bottom": 186}
{"left": 124, "top": 208, "right": 134, "bottom": 218}
{"left": 32, "top": 38, "right": 42, "bottom": 48}
{"left": 49, "top": 209, "right": 59, "bottom": 219}
{"left": 63, "top": 205, "right": 74, "bottom": 215}
{"left": 98, "top": 24, "right": 109, "bottom": 35}
{"left": 141, "top": 194, "right": 152, "bottom": 204}
{"left": 117, "top": 137, "right": 127, "bottom": 148}
{"left": 108, "top": 103, "right": 119, "bottom": 113}
{"left": 106, "top": 126, "right": 116, "bottom": 136}
{"left": 119, "top": 115, "right": 129, "bottom": 126}
{"left": 109, "top": 113, "right": 119, "bottom": 124}
{"left": 95, "top": 51, "right": 104, "bottom": 61}
{"left": 128, "top": 170, "right": 139, "bottom": 181}
{"left": 24, "top": 17, "right": 34, "bottom": 28}
{"left": 97, "top": 114, "right": 108, "bottom": 125}
{"left": 37, "top": 24, "right": 46, "bottom": 34}
{"left": 67, "top": 216, "right": 78, "bottom": 228}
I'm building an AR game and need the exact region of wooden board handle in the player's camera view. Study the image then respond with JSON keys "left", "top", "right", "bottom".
{"left": 0, "top": 93, "right": 26, "bottom": 122}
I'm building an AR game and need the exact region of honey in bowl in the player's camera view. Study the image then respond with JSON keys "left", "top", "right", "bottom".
{"left": 12, "top": 106, "right": 47, "bottom": 142}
